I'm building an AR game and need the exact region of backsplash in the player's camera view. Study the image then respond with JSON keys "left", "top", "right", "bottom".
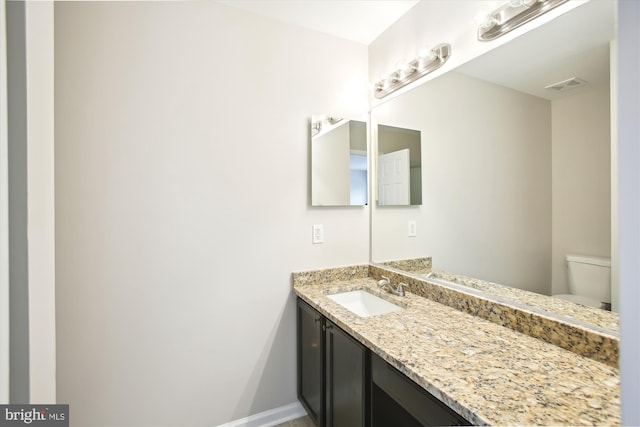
{"left": 292, "top": 264, "right": 369, "bottom": 287}
{"left": 378, "top": 257, "right": 432, "bottom": 273}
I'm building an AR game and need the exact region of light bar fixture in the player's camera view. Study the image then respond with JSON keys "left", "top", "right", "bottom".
{"left": 373, "top": 43, "right": 452, "bottom": 99}
{"left": 478, "top": 0, "right": 569, "bottom": 41}
{"left": 311, "top": 116, "right": 343, "bottom": 138}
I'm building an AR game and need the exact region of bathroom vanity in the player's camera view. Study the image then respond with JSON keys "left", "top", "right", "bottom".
{"left": 298, "top": 298, "right": 468, "bottom": 427}
{"left": 292, "top": 264, "right": 620, "bottom": 426}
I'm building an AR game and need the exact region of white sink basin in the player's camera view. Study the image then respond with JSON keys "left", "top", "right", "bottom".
{"left": 327, "top": 290, "right": 402, "bottom": 317}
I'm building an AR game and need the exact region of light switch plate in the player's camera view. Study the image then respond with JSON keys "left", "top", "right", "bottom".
{"left": 408, "top": 221, "right": 417, "bottom": 237}
{"left": 312, "top": 224, "right": 324, "bottom": 244}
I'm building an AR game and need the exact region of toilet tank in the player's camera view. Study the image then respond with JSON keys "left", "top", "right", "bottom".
{"left": 566, "top": 254, "right": 611, "bottom": 303}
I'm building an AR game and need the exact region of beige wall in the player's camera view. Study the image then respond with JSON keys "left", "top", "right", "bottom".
{"left": 551, "top": 84, "right": 611, "bottom": 295}
{"left": 54, "top": 2, "right": 368, "bottom": 425}
{"left": 372, "top": 72, "right": 552, "bottom": 295}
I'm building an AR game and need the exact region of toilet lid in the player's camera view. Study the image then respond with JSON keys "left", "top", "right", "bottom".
{"left": 553, "top": 294, "right": 602, "bottom": 308}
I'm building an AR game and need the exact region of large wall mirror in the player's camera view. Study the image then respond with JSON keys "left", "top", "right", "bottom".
{"left": 311, "top": 115, "right": 368, "bottom": 206}
{"left": 371, "top": 0, "right": 617, "bottom": 330}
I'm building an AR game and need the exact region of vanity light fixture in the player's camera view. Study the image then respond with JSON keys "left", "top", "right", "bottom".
{"left": 478, "top": 0, "right": 569, "bottom": 41}
{"left": 311, "top": 116, "right": 344, "bottom": 138}
{"left": 373, "top": 43, "right": 451, "bottom": 99}
{"left": 311, "top": 120, "right": 322, "bottom": 137}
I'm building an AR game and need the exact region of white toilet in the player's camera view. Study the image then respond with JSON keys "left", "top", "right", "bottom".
{"left": 553, "top": 254, "right": 611, "bottom": 309}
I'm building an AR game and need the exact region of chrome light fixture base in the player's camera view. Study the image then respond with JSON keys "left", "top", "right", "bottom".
{"left": 478, "top": 0, "right": 569, "bottom": 41}
{"left": 311, "top": 116, "right": 343, "bottom": 138}
{"left": 374, "top": 43, "right": 452, "bottom": 99}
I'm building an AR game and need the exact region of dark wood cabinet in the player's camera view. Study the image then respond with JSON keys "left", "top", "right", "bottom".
{"left": 297, "top": 297, "right": 470, "bottom": 427}
{"left": 324, "top": 319, "right": 368, "bottom": 427}
{"left": 371, "top": 352, "right": 471, "bottom": 426}
{"left": 297, "top": 298, "right": 324, "bottom": 426}
{"left": 297, "top": 298, "right": 368, "bottom": 427}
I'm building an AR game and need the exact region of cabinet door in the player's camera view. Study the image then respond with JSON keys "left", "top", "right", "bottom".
{"left": 325, "top": 320, "right": 368, "bottom": 427}
{"left": 297, "top": 299, "right": 324, "bottom": 426}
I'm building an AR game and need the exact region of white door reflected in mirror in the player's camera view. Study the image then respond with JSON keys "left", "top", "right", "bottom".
{"left": 376, "top": 124, "right": 422, "bottom": 206}
{"left": 378, "top": 149, "right": 410, "bottom": 205}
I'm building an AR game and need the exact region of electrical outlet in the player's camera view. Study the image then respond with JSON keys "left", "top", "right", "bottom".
{"left": 312, "top": 224, "right": 324, "bottom": 244}
{"left": 408, "top": 221, "right": 417, "bottom": 237}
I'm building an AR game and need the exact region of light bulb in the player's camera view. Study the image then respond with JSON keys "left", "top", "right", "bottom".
{"left": 397, "top": 62, "right": 416, "bottom": 80}
{"left": 418, "top": 50, "right": 437, "bottom": 69}
{"left": 480, "top": 14, "right": 497, "bottom": 30}
{"left": 509, "top": 0, "right": 538, "bottom": 7}
{"left": 417, "top": 48, "right": 434, "bottom": 60}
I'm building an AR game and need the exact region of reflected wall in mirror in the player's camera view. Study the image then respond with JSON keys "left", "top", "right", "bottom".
{"left": 311, "top": 115, "right": 367, "bottom": 206}
{"left": 377, "top": 124, "right": 422, "bottom": 206}
{"left": 371, "top": 0, "right": 617, "bottom": 326}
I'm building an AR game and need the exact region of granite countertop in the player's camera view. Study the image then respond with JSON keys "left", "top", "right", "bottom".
{"left": 379, "top": 257, "right": 619, "bottom": 333}
{"left": 423, "top": 269, "right": 619, "bottom": 333}
{"left": 293, "top": 275, "right": 620, "bottom": 426}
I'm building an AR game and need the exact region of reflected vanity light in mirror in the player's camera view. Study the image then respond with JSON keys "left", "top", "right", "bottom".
{"left": 311, "top": 115, "right": 368, "bottom": 207}
{"left": 478, "top": 0, "right": 569, "bottom": 41}
{"left": 374, "top": 43, "right": 451, "bottom": 99}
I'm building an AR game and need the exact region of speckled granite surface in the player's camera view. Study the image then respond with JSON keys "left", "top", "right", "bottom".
{"left": 370, "top": 264, "right": 618, "bottom": 367}
{"left": 292, "top": 264, "right": 369, "bottom": 287}
{"left": 292, "top": 273, "right": 620, "bottom": 426}
{"left": 379, "top": 257, "right": 432, "bottom": 273}
{"left": 426, "top": 270, "right": 618, "bottom": 331}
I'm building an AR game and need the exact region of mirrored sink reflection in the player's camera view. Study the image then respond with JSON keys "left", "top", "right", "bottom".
{"left": 327, "top": 290, "right": 402, "bottom": 317}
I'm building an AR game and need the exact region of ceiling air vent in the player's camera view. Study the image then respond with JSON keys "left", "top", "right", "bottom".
{"left": 545, "top": 77, "right": 588, "bottom": 92}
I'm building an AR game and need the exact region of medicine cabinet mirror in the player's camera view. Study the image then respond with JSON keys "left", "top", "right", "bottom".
{"left": 311, "top": 115, "right": 368, "bottom": 207}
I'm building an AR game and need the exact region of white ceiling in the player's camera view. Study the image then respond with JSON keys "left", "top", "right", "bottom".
{"left": 216, "top": 0, "right": 419, "bottom": 45}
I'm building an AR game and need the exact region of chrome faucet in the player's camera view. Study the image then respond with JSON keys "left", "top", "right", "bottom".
{"left": 377, "top": 276, "right": 406, "bottom": 297}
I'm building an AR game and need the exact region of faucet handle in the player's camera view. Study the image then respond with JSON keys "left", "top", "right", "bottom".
{"left": 378, "top": 275, "right": 390, "bottom": 286}
{"left": 396, "top": 282, "right": 407, "bottom": 296}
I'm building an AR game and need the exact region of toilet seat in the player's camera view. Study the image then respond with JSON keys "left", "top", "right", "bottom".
{"left": 553, "top": 293, "right": 602, "bottom": 309}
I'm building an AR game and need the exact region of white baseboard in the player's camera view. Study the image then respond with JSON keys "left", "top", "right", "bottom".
{"left": 217, "top": 401, "right": 307, "bottom": 427}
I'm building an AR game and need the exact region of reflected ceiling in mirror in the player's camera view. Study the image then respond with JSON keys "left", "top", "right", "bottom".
{"left": 311, "top": 115, "right": 367, "bottom": 206}
{"left": 370, "top": 0, "right": 617, "bottom": 333}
